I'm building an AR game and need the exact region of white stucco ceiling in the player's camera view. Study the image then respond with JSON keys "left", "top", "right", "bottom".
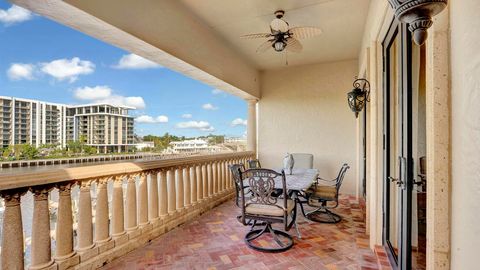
{"left": 179, "top": 0, "right": 371, "bottom": 70}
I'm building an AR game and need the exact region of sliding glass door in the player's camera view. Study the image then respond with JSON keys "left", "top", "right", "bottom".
{"left": 382, "top": 21, "right": 414, "bottom": 270}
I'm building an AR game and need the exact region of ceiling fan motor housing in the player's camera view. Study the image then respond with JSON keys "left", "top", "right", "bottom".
{"left": 274, "top": 10, "right": 285, "bottom": 18}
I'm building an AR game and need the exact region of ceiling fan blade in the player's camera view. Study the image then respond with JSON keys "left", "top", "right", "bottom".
{"left": 256, "top": 40, "right": 273, "bottom": 53}
{"left": 286, "top": 38, "right": 303, "bottom": 53}
{"left": 289, "top": 27, "right": 322, "bottom": 39}
{"left": 240, "top": 33, "right": 272, "bottom": 39}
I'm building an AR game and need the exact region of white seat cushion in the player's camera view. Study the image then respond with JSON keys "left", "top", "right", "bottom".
{"left": 245, "top": 199, "right": 295, "bottom": 217}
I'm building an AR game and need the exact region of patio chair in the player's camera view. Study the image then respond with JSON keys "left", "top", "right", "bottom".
{"left": 238, "top": 168, "right": 297, "bottom": 252}
{"left": 291, "top": 153, "right": 314, "bottom": 169}
{"left": 289, "top": 153, "right": 313, "bottom": 216}
{"left": 305, "top": 163, "right": 350, "bottom": 223}
{"left": 247, "top": 159, "right": 261, "bottom": 169}
{"left": 228, "top": 163, "right": 247, "bottom": 207}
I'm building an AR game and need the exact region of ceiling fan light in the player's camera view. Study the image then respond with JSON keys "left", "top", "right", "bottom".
{"left": 270, "top": 18, "right": 289, "bottom": 33}
{"left": 274, "top": 41, "right": 286, "bottom": 52}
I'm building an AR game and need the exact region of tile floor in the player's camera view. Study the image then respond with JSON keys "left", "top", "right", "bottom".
{"left": 102, "top": 196, "right": 389, "bottom": 270}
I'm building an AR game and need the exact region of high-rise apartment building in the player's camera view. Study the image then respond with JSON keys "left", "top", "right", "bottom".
{"left": 0, "top": 96, "right": 135, "bottom": 153}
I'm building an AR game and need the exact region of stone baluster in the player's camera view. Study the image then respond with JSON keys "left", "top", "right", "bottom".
{"left": 148, "top": 170, "right": 160, "bottom": 222}
{"left": 225, "top": 160, "right": 230, "bottom": 190}
{"left": 197, "top": 165, "right": 204, "bottom": 201}
{"left": 220, "top": 160, "right": 225, "bottom": 192}
{"left": 1, "top": 189, "right": 27, "bottom": 270}
{"left": 112, "top": 176, "right": 125, "bottom": 238}
{"left": 159, "top": 170, "right": 168, "bottom": 217}
{"left": 223, "top": 160, "right": 227, "bottom": 192}
{"left": 77, "top": 181, "right": 95, "bottom": 253}
{"left": 126, "top": 175, "right": 138, "bottom": 231}
{"left": 190, "top": 165, "right": 197, "bottom": 205}
{"left": 94, "top": 178, "right": 110, "bottom": 247}
{"left": 215, "top": 161, "right": 220, "bottom": 194}
{"left": 167, "top": 169, "right": 177, "bottom": 214}
{"left": 183, "top": 166, "right": 191, "bottom": 208}
{"left": 176, "top": 168, "right": 184, "bottom": 211}
{"left": 138, "top": 173, "right": 149, "bottom": 228}
{"left": 229, "top": 160, "right": 234, "bottom": 189}
{"left": 202, "top": 164, "right": 208, "bottom": 199}
{"left": 30, "top": 186, "right": 54, "bottom": 270}
{"left": 55, "top": 182, "right": 76, "bottom": 263}
{"left": 207, "top": 163, "right": 213, "bottom": 197}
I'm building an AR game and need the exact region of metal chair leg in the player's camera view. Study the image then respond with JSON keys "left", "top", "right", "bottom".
{"left": 306, "top": 207, "right": 342, "bottom": 223}
{"left": 244, "top": 223, "right": 294, "bottom": 253}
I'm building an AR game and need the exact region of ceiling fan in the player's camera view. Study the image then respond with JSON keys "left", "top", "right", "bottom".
{"left": 241, "top": 10, "right": 322, "bottom": 53}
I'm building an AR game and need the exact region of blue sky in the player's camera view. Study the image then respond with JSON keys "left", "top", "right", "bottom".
{"left": 0, "top": 1, "right": 247, "bottom": 138}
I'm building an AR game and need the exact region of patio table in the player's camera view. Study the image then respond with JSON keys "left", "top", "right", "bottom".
{"left": 272, "top": 168, "right": 319, "bottom": 191}
{"left": 242, "top": 168, "right": 318, "bottom": 191}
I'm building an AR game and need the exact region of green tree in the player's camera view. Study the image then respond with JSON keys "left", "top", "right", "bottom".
{"left": 21, "top": 144, "right": 39, "bottom": 160}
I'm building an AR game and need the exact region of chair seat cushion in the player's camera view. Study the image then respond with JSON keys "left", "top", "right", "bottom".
{"left": 307, "top": 185, "right": 337, "bottom": 200}
{"left": 245, "top": 199, "right": 295, "bottom": 217}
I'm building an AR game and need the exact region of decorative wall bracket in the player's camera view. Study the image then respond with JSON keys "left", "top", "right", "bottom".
{"left": 387, "top": 0, "right": 448, "bottom": 45}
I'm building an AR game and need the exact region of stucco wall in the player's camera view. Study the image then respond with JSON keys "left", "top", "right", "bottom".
{"left": 450, "top": 0, "right": 480, "bottom": 268}
{"left": 258, "top": 60, "right": 358, "bottom": 195}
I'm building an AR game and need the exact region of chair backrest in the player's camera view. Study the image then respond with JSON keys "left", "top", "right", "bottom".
{"left": 247, "top": 159, "right": 261, "bottom": 169}
{"left": 335, "top": 163, "right": 350, "bottom": 192}
{"left": 291, "top": 153, "right": 314, "bottom": 169}
{"left": 229, "top": 163, "right": 245, "bottom": 207}
{"left": 239, "top": 169, "right": 287, "bottom": 215}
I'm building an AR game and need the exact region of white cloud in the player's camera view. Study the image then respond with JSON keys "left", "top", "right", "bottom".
{"left": 74, "top": 86, "right": 112, "bottom": 100}
{"left": 113, "top": 54, "right": 161, "bottom": 69}
{"left": 73, "top": 85, "right": 146, "bottom": 109}
{"left": 7, "top": 63, "right": 35, "bottom": 80}
{"left": 212, "top": 89, "right": 223, "bottom": 95}
{"left": 181, "top": 113, "right": 192, "bottom": 119}
{"left": 40, "top": 57, "right": 95, "bottom": 83}
{"left": 135, "top": 115, "right": 168, "bottom": 124}
{"left": 231, "top": 118, "right": 247, "bottom": 127}
{"left": 176, "top": 121, "right": 214, "bottom": 132}
{"left": 0, "top": 5, "right": 33, "bottom": 25}
{"left": 202, "top": 103, "right": 218, "bottom": 110}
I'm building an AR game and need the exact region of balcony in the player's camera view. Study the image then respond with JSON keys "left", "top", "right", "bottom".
{"left": 0, "top": 152, "right": 385, "bottom": 270}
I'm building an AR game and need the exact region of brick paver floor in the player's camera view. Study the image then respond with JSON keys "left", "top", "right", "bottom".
{"left": 102, "top": 195, "right": 385, "bottom": 270}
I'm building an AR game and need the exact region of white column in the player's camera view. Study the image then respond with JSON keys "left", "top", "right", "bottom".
{"left": 247, "top": 99, "right": 258, "bottom": 152}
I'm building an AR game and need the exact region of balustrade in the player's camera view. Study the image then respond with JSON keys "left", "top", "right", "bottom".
{"left": 0, "top": 152, "right": 253, "bottom": 269}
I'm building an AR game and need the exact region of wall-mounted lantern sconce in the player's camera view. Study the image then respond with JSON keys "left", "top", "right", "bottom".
{"left": 387, "top": 0, "right": 448, "bottom": 45}
{"left": 347, "top": 78, "right": 370, "bottom": 118}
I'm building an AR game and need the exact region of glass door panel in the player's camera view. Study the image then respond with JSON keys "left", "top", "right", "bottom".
{"left": 387, "top": 34, "right": 401, "bottom": 258}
